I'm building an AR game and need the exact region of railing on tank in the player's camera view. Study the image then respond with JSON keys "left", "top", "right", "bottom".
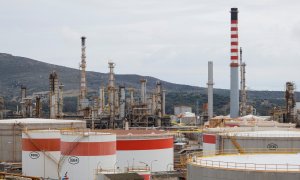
{"left": 188, "top": 148, "right": 300, "bottom": 172}
{"left": 126, "top": 166, "right": 150, "bottom": 172}
{"left": 94, "top": 166, "right": 150, "bottom": 176}
{"left": 220, "top": 131, "right": 300, "bottom": 138}
{"left": 193, "top": 159, "right": 300, "bottom": 172}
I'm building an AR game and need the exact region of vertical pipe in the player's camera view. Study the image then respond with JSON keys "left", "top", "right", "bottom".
{"left": 155, "top": 81, "right": 162, "bottom": 126}
{"left": 20, "top": 86, "right": 27, "bottom": 117}
{"left": 140, "top": 79, "right": 147, "bottom": 104}
{"left": 240, "top": 47, "right": 247, "bottom": 116}
{"left": 98, "top": 87, "right": 105, "bottom": 115}
{"left": 58, "top": 83, "right": 64, "bottom": 118}
{"left": 80, "top": 36, "right": 87, "bottom": 100}
{"left": 152, "top": 94, "right": 156, "bottom": 115}
{"left": 120, "top": 86, "right": 126, "bottom": 119}
{"left": 114, "top": 87, "right": 119, "bottom": 116}
{"left": 162, "top": 90, "right": 166, "bottom": 116}
{"left": 230, "top": 8, "right": 240, "bottom": 118}
{"left": 49, "top": 72, "right": 58, "bottom": 119}
{"left": 129, "top": 88, "right": 134, "bottom": 106}
{"left": 207, "top": 61, "right": 214, "bottom": 119}
{"left": 108, "top": 62, "right": 116, "bottom": 128}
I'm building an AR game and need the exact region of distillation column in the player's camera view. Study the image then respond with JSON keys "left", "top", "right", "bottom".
{"left": 240, "top": 47, "right": 247, "bottom": 116}
{"left": 155, "top": 81, "right": 162, "bottom": 126}
{"left": 119, "top": 86, "right": 126, "bottom": 119}
{"left": 285, "top": 82, "right": 296, "bottom": 123}
{"left": 20, "top": 86, "right": 27, "bottom": 117}
{"left": 162, "top": 90, "right": 166, "bottom": 116}
{"left": 35, "top": 96, "right": 41, "bottom": 118}
{"left": 98, "top": 87, "right": 105, "bottom": 116}
{"left": 128, "top": 88, "right": 135, "bottom": 106}
{"left": 207, "top": 61, "right": 214, "bottom": 120}
{"left": 58, "top": 83, "right": 64, "bottom": 118}
{"left": 140, "top": 79, "right": 147, "bottom": 104}
{"left": 49, "top": 72, "right": 59, "bottom": 119}
{"left": 108, "top": 62, "right": 116, "bottom": 128}
{"left": 230, "top": 8, "right": 240, "bottom": 118}
{"left": 78, "top": 36, "right": 88, "bottom": 111}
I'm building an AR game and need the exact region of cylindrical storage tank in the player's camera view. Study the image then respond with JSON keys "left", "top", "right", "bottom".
{"left": 59, "top": 131, "right": 116, "bottom": 180}
{"left": 0, "top": 118, "right": 85, "bottom": 162}
{"left": 219, "top": 130, "right": 300, "bottom": 154}
{"left": 202, "top": 133, "right": 217, "bottom": 156}
{"left": 188, "top": 153, "right": 300, "bottom": 180}
{"left": 22, "top": 130, "right": 60, "bottom": 179}
{"left": 117, "top": 133, "right": 173, "bottom": 172}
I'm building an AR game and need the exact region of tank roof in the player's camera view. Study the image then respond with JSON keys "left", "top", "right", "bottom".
{"left": 99, "top": 129, "right": 171, "bottom": 136}
{"left": 0, "top": 118, "right": 84, "bottom": 124}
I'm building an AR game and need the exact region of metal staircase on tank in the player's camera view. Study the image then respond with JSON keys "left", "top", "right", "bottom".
{"left": 18, "top": 124, "right": 59, "bottom": 166}
{"left": 227, "top": 133, "right": 245, "bottom": 154}
{"left": 22, "top": 130, "right": 59, "bottom": 165}
{"left": 57, "top": 133, "right": 86, "bottom": 179}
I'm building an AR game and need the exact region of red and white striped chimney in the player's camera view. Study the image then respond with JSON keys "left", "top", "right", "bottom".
{"left": 230, "top": 8, "right": 239, "bottom": 67}
{"left": 230, "top": 8, "right": 240, "bottom": 118}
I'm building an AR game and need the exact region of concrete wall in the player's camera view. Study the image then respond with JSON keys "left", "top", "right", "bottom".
{"left": 187, "top": 164, "right": 300, "bottom": 180}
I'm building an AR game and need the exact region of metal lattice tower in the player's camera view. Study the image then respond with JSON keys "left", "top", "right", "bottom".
{"left": 240, "top": 47, "right": 247, "bottom": 116}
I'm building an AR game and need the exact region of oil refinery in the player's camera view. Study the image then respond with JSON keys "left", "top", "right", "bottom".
{"left": 1, "top": 5, "right": 300, "bottom": 180}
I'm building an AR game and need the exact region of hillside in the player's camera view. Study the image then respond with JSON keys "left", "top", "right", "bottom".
{"left": 0, "top": 53, "right": 297, "bottom": 115}
{"left": 0, "top": 53, "right": 202, "bottom": 98}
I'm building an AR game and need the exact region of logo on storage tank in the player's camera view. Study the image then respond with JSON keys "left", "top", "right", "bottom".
{"left": 29, "top": 152, "right": 40, "bottom": 159}
{"left": 267, "top": 143, "right": 278, "bottom": 150}
{"left": 68, "top": 156, "right": 79, "bottom": 165}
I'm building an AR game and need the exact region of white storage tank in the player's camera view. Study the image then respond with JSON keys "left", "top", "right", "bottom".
{"left": 0, "top": 118, "right": 85, "bottom": 162}
{"left": 59, "top": 131, "right": 116, "bottom": 180}
{"left": 202, "top": 129, "right": 300, "bottom": 155}
{"left": 115, "top": 130, "right": 174, "bottom": 172}
{"left": 22, "top": 130, "right": 60, "bottom": 179}
{"left": 188, "top": 152, "right": 300, "bottom": 180}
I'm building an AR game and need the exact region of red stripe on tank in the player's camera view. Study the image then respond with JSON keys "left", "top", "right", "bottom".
{"left": 22, "top": 139, "right": 60, "bottom": 151}
{"left": 61, "top": 141, "right": 116, "bottom": 156}
{"left": 117, "top": 137, "right": 173, "bottom": 150}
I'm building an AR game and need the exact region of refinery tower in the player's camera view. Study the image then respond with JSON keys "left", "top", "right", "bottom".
{"left": 230, "top": 8, "right": 239, "bottom": 118}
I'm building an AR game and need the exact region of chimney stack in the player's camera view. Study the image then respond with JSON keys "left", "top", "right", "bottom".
{"left": 230, "top": 8, "right": 239, "bottom": 118}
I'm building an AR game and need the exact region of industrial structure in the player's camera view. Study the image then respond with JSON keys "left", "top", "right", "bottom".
{"left": 20, "top": 86, "right": 33, "bottom": 118}
{"left": 230, "top": 8, "right": 240, "bottom": 118}
{"left": 49, "top": 72, "right": 64, "bottom": 119}
{"left": 207, "top": 61, "right": 214, "bottom": 120}
{"left": 239, "top": 47, "right": 247, "bottom": 116}
{"left": 285, "top": 82, "right": 296, "bottom": 123}
{"left": 78, "top": 36, "right": 89, "bottom": 116}
{"left": 3, "top": 7, "right": 300, "bottom": 180}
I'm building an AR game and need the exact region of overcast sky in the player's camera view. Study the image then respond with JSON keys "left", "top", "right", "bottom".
{"left": 1, "top": 0, "right": 300, "bottom": 91}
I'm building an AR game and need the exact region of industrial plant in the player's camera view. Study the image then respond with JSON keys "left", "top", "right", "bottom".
{"left": 1, "top": 6, "right": 300, "bottom": 180}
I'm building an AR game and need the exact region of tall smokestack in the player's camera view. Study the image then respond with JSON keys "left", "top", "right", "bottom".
{"left": 207, "top": 61, "right": 214, "bottom": 119}
{"left": 108, "top": 62, "right": 116, "bottom": 128}
{"left": 80, "top": 36, "right": 87, "bottom": 99}
{"left": 230, "top": 8, "right": 239, "bottom": 118}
